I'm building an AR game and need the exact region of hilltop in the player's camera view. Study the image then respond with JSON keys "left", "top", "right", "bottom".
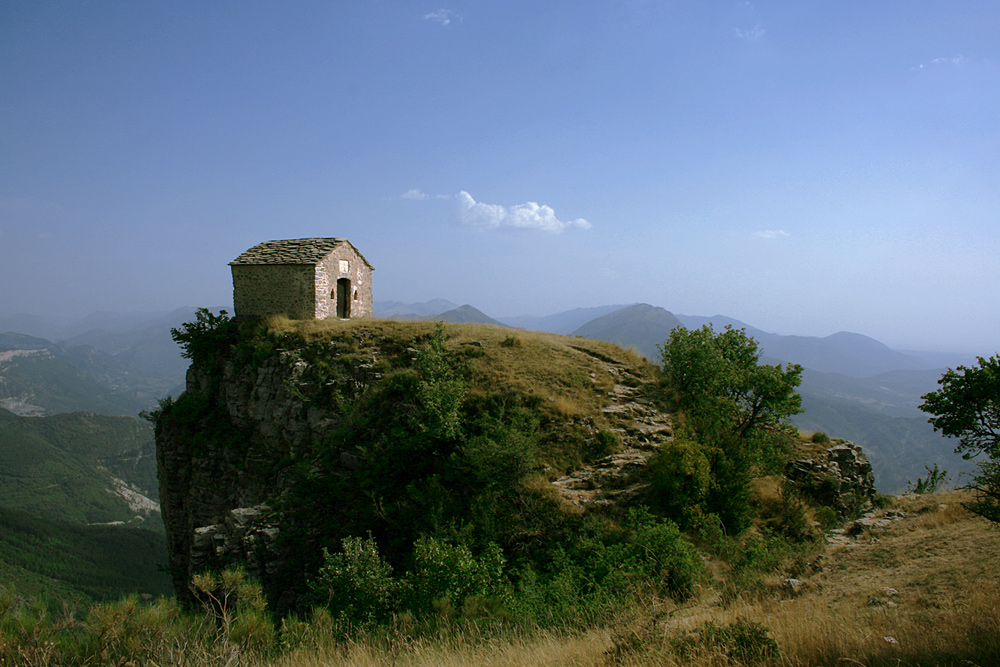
{"left": 153, "top": 313, "right": 873, "bottom": 620}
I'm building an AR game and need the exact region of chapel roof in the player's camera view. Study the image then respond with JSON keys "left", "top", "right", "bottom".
{"left": 230, "top": 238, "right": 373, "bottom": 269}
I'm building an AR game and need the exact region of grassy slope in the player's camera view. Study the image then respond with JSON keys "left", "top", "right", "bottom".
{"left": 271, "top": 317, "right": 659, "bottom": 473}
{"left": 0, "top": 408, "right": 160, "bottom": 527}
{"left": 0, "top": 506, "right": 172, "bottom": 602}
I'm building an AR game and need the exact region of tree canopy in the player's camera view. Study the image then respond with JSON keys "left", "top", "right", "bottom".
{"left": 920, "top": 355, "right": 1000, "bottom": 459}
{"left": 659, "top": 324, "right": 803, "bottom": 442}
{"left": 920, "top": 354, "right": 1000, "bottom": 522}
{"left": 656, "top": 325, "right": 803, "bottom": 531}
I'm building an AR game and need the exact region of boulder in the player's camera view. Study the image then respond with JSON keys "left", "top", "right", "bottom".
{"left": 785, "top": 441, "right": 877, "bottom": 518}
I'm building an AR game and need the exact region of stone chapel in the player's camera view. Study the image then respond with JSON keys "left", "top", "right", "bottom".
{"left": 230, "top": 238, "right": 374, "bottom": 320}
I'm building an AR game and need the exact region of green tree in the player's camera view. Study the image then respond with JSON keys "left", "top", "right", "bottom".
{"left": 920, "top": 355, "right": 1000, "bottom": 522}
{"left": 659, "top": 325, "right": 803, "bottom": 441}
{"left": 658, "top": 325, "right": 803, "bottom": 532}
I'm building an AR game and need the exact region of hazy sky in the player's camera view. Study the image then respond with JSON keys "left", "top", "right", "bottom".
{"left": 2, "top": 2, "right": 998, "bottom": 352}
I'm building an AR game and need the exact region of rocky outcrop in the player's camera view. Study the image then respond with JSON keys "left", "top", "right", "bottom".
{"left": 157, "top": 350, "right": 355, "bottom": 612}
{"left": 553, "top": 381, "right": 674, "bottom": 508}
{"left": 784, "top": 442, "right": 877, "bottom": 517}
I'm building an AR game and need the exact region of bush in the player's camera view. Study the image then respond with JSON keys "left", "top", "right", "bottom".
{"left": 647, "top": 434, "right": 711, "bottom": 527}
{"left": 310, "top": 535, "right": 399, "bottom": 627}
{"left": 908, "top": 463, "right": 950, "bottom": 494}
{"left": 500, "top": 335, "right": 522, "bottom": 348}
{"left": 170, "top": 308, "right": 237, "bottom": 363}
{"left": 589, "top": 429, "right": 621, "bottom": 459}
{"left": 403, "top": 537, "right": 509, "bottom": 618}
{"left": 697, "top": 617, "right": 779, "bottom": 664}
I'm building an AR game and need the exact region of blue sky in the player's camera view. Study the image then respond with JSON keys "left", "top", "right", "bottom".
{"left": 1, "top": 2, "right": 997, "bottom": 352}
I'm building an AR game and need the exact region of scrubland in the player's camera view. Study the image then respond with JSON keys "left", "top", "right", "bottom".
{"left": 3, "top": 489, "right": 996, "bottom": 666}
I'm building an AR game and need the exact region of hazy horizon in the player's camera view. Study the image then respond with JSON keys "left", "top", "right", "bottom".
{"left": 2, "top": 2, "right": 998, "bottom": 354}
{"left": 0, "top": 299, "right": 985, "bottom": 357}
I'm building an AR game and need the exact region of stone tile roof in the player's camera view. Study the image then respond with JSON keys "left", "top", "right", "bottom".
{"left": 230, "top": 238, "right": 373, "bottom": 269}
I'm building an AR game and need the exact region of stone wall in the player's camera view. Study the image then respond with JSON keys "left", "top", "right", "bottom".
{"left": 231, "top": 264, "right": 316, "bottom": 320}
{"left": 313, "top": 245, "right": 373, "bottom": 319}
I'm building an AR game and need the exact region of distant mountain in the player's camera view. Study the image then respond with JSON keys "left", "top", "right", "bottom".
{"left": 499, "top": 305, "right": 636, "bottom": 334}
{"left": 431, "top": 304, "right": 507, "bottom": 326}
{"left": 674, "top": 314, "right": 757, "bottom": 333}
{"left": 58, "top": 308, "right": 196, "bottom": 384}
{"left": 0, "top": 344, "right": 156, "bottom": 417}
{"left": 572, "top": 304, "right": 683, "bottom": 360}
{"left": 796, "top": 367, "right": 946, "bottom": 419}
{"left": 376, "top": 299, "right": 459, "bottom": 319}
{"left": 0, "top": 312, "right": 192, "bottom": 416}
{"left": 675, "top": 315, "right": 941, "bottom": 378}
{"left": 0, "top": 408, "right": 160, "bottom": 529}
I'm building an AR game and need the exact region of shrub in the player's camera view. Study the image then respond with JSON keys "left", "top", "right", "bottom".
{"left": 698, "top": 617, "right": 779, "bottom": 664}
{"left": 500, "top": 335, "right": 522, "bottom": 348}
{"left": 402, "top": 537, "right": 509, "bottom": 617}
{"left": 170, "top": 308, "right": 237, "bottom": 363}
{"left": 908, "top": 463, "right": 950, "bottom": 494}
{"left": 310, "top": 535, "right": 399, "bottom": 627}
{"left": 647, "top": 434, "right": 711, "bottom": 526}
{"left": 589, "top": 429, "right": 621, "bottom": 459}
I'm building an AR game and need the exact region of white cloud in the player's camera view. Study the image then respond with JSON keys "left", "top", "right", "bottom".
{"left": 734, "top": 24, "right": 764, "bottom": 40}
{"left": 424, "top": 9, "right": 458, "bottom": 26}
{"left": 457, "top": 191, "right": 592, "bottom": 233}
{"left": 753, "top": 229, "right": 789, "bottom": 239}
{"left": 915, "top": 55, "right": 969, "bottom": 70}
{"left": 401, "top": 188, "right": 429, "bottom": 200}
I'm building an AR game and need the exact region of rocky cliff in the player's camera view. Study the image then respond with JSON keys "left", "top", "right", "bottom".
{"left": 156, "top": 319, "right": 676, "bottom": 611}
{"left": 156, "top": 317, "right": 877, "bottom": 614}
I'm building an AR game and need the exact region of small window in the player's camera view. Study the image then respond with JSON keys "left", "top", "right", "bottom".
{"left": 353, "top": 289, "right": 358, "bottom": 300}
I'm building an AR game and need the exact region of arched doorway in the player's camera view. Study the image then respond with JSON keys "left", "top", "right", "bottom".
{"left": 336, "top": 278, "right": 352, "bottom": 318}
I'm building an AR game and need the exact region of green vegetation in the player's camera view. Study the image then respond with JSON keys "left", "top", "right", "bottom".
{"left": 655, "top": 325, "right": 803, "bottom": 532}
{"left": 0, "top": 506, "right": 171, "bottom": 602}
{"left": 4, "top": 492, "right": 1000, "bottom": 666}
{"left": 0, "top": 408, "right": 159, "bottom": 527}
{"left": 5, "top": 311, "right": 1000, "bottom": 665}
{"left": 920, "top": 354, "right": 1000, "bottom": 522}
{"left": 907, "top": 463, "right": 950, "bottom": 494}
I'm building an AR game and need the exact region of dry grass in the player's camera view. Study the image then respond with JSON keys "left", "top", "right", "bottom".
{"left": 266, "top": 318, "right": 658, "bottom": 409}
{"left": 622, "top": 488, "right": 1000, "bottom": 666}
{"left": 272, "top": 629, "right": 614, "bottom": 667}
{"left": 261, "top": 318, "right": 660, "bottom": 473}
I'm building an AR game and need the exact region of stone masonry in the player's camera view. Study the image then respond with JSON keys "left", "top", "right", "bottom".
{"left": 230, "top": 238, "right": 374, "bottom": 320}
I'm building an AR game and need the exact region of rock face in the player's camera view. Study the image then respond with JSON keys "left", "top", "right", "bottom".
{"left": 157, "top": 350, "right": 345, "bottom": 612}
{"left": 552, "top": 381, "right": 674, "bottom": 508}
{"left": 784, "top": 442, "right": 877, "bottom": 517}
